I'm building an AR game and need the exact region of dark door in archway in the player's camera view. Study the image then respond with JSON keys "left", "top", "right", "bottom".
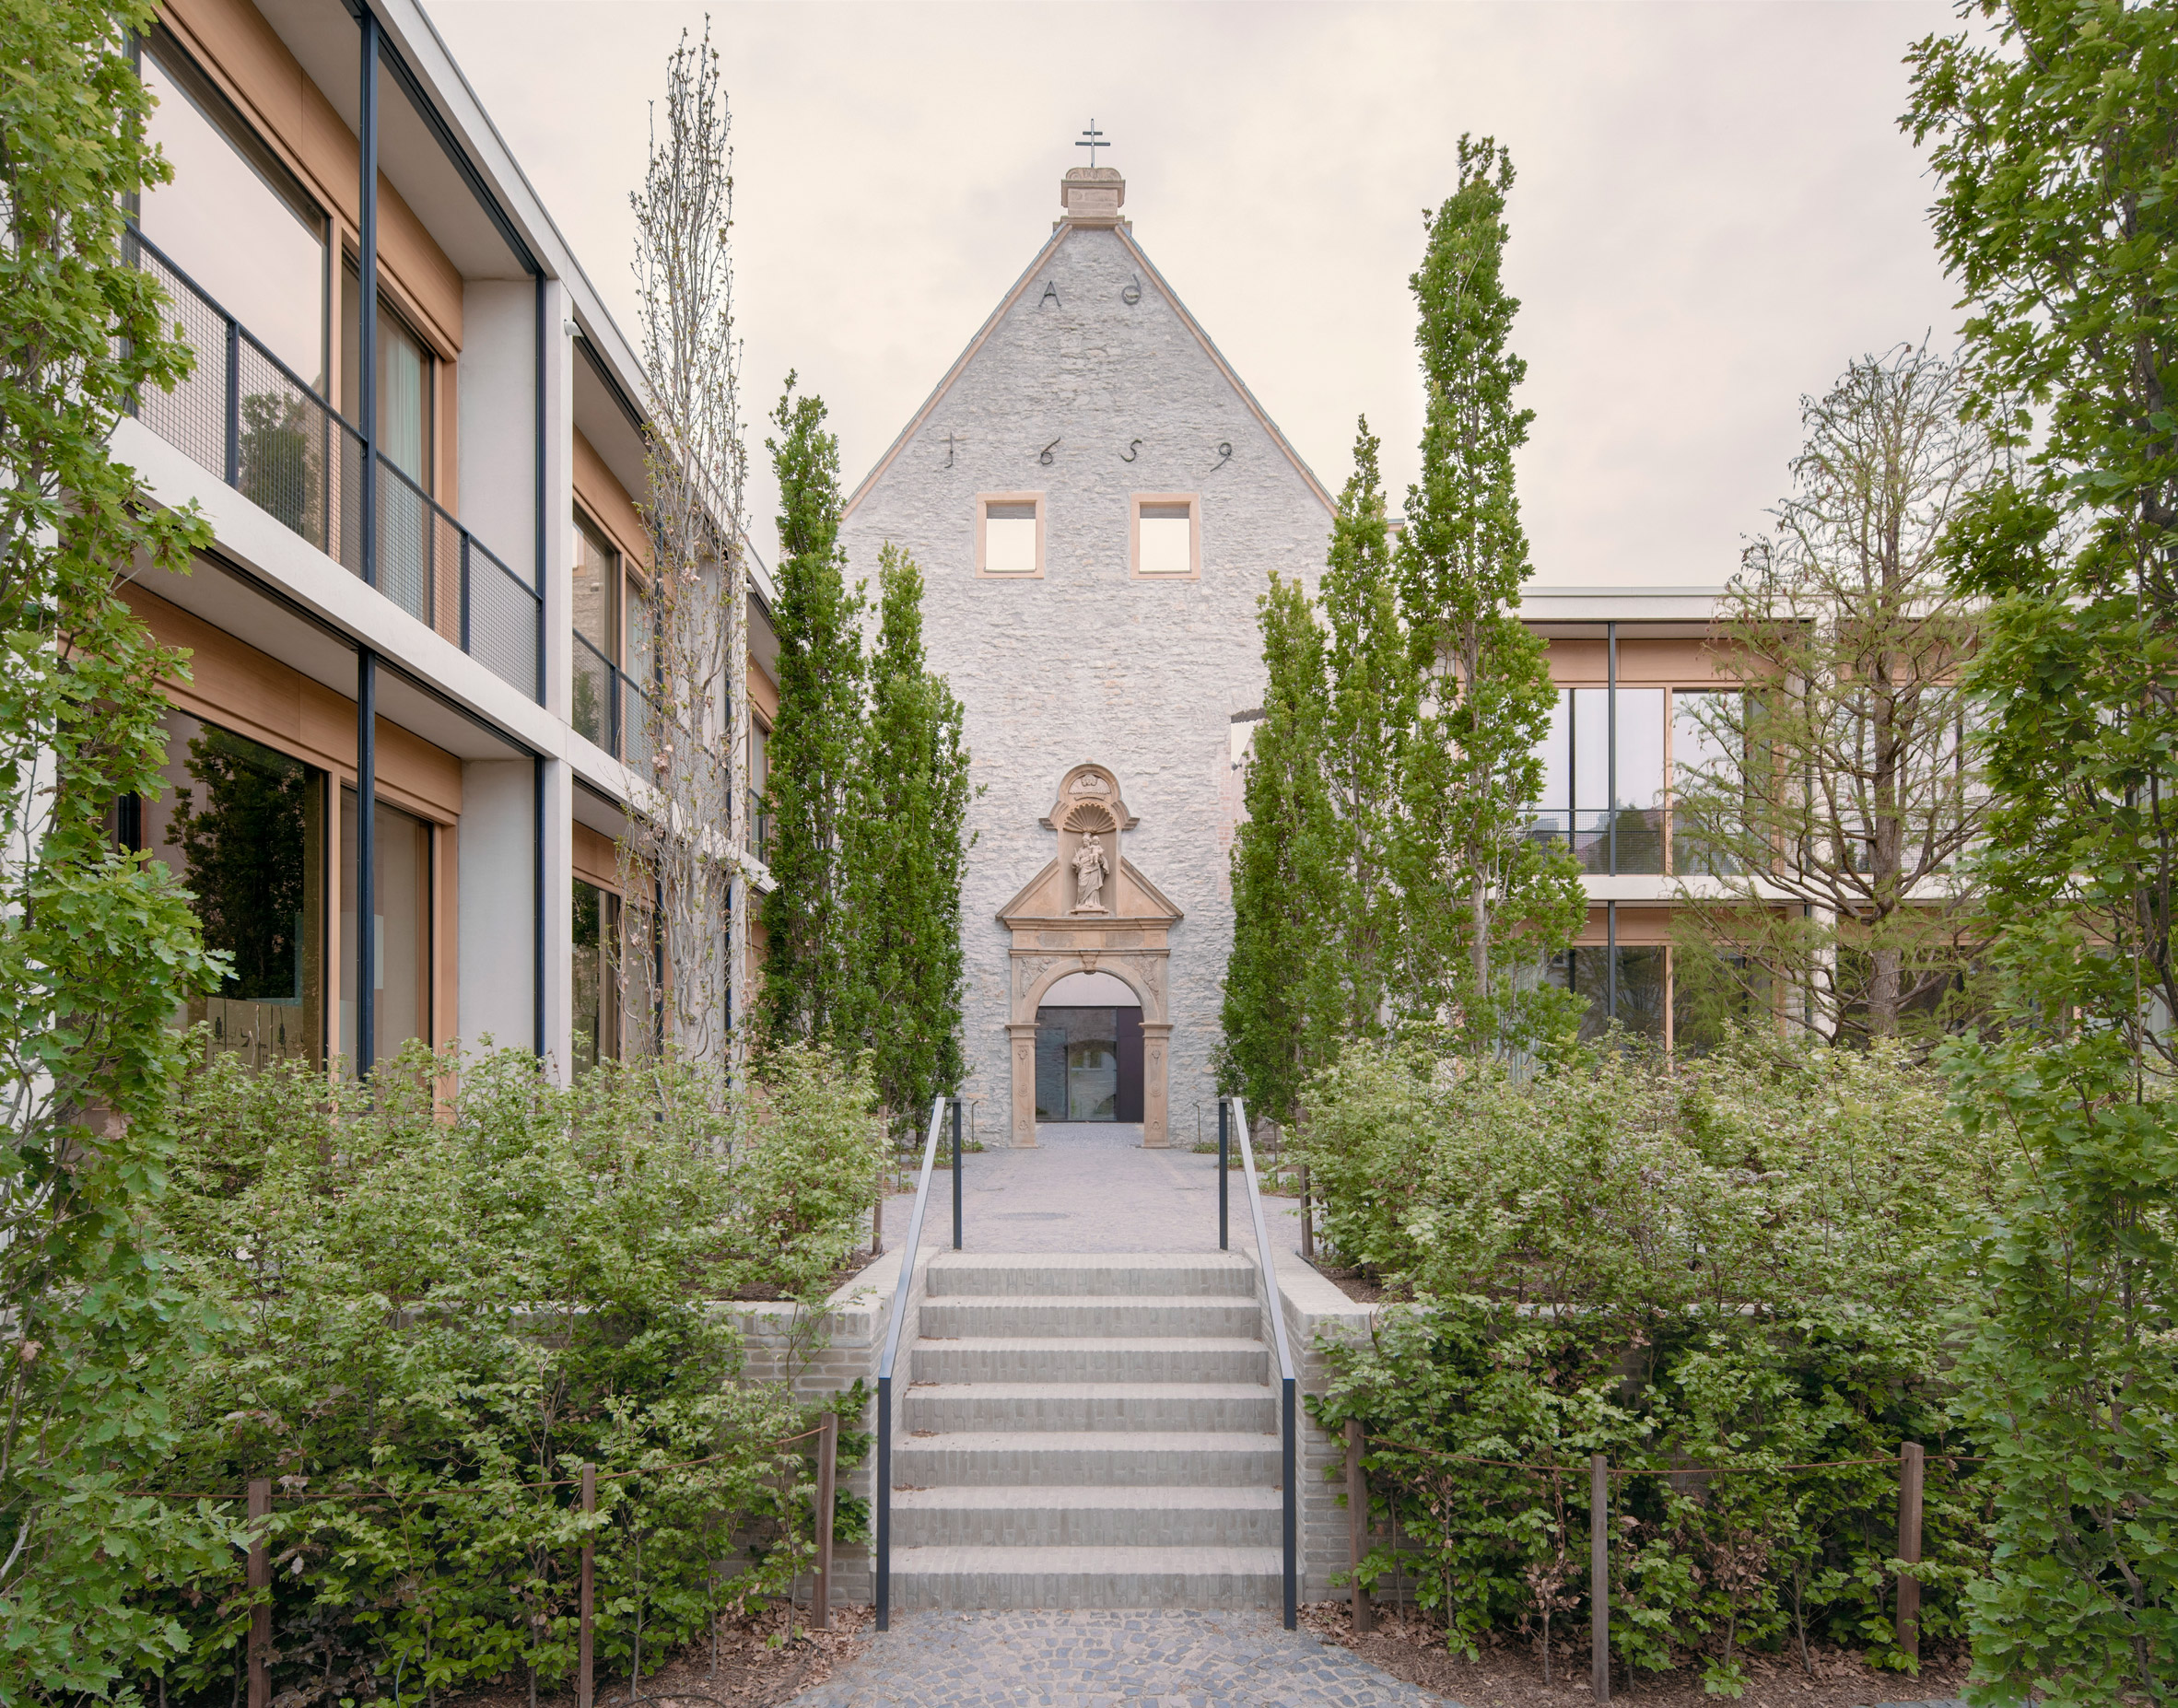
{"left": 1115, "top": 1009, "right": 1143, "bottom": 1122}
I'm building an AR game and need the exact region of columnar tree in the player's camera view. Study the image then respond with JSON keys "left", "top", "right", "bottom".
{"left": 841, "top": 545, "right": 970, "bottom": 1139}
{"left": 623, "top": 24, "right": 751, "bottom": 1065}
{"left": 1671, "top": 343, "right": 1996, "bottom": 1046}
{"left": 759, "top": 374, "right": 863, "bottom": 1048}
{"left": 1396, "top": 137, "right": 1581, "bottom": 1048}
{"left": 1318, "top": 419, "right": 1421, "bottom": 1040}
{"left": 1908, "top": 3, "right": 2178, "bottom": 1699}
{"left": 0, "top": 0, "right": 234, "bottom": 1690}
{"left": 1220, "top": 570, "right": 1336, "bottom": 1125}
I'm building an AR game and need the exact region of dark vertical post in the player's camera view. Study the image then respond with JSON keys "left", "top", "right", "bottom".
{"left": 1606, "top": 618, "right": 1618, "bottom": 876}
{"left": 357, "top": 7, "right": 379, "bottom": 595}
{"left": 533, "top": 753, "right": 545, "bottom": 1059}
{"left": 1606, "top": 900, "right": 1618, "bottom": 1035}
{"left": 1345, "top": 1418, "right": 1374, "bottom": 1633}
{"left": 353, "top": 8, "right": 380, "bottom": 1081}
{"left": 1217, "top": 1100, "right": 1229, "bottom": 1251}
{"left": 875, "top": 1374, "right": 893, "bottom": 1631}
{"left": 1590, "top": 1454, "right": 1610, "bottom": 1702}
{"left": 578, "top": 1464, "right": 595, "bottom": 1708}
{"left": 1282, "top": 1375, "right": 1297, "bottom": 1631}
{"left": 246, "top": 1478, "right": 271, "bottom": 1708}
{"left": 951, "top": 1097, "right": 963, "bottom": 1251}
{"left": 1300, "top": 1162, "right": 1314, "bottom": 1260}
{"left": 1896, "top": 1442, "right": 1925, "bottom": 1666}
{"left": 356, "top": 650, "right": 376, "bottom": 1075}
{"left": 533, "top": 274, "right": 547, "bottom": 706}
{"left": 460, "top": 533, "right": 472, "bottom": 655}
{"left": 224, "top": 319, "right": 241, "bottom": 487}
{"left": 814, "top": 1412, "right": 837, "bottom": 1631}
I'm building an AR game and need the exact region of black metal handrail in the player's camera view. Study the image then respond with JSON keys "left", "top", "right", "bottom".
{"left": 1224, "top": 1094, "right": 1297, "bottom": 1630}
{"left": 126, "top": 224, "right": 542, "bottom": 704}
{"left": 874, "top": 1093, "right": 961, "bottom": 1632}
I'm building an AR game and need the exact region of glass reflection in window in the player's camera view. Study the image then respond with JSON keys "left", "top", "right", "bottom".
{"left": 130, "top": 708, "right": 326, "bottom": 1068}
{"left": 139, "top": 31, "right": 328, "bottom": 390}
{"left": 572, "top": 879, "right": 620, "bottom": 1075}
{"left": 340, "top": 789, "right": 430, "bottom": 1070}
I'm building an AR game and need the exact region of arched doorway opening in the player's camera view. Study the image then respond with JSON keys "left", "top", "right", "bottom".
{"left": 1034, "top": 969, "right": 1142, "bottom": 1123}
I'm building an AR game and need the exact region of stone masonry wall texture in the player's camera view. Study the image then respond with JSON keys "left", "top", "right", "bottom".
{"left": 840, "top": 199, "right": 1332, "bottom": 1140}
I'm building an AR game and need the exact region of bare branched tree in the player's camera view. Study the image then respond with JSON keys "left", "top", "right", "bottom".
{"left": 1673, "top": 342, "right": 1996, "bottom": 1046}
{"left": 618, "top": 21, "right": 751, "bottom": 1070}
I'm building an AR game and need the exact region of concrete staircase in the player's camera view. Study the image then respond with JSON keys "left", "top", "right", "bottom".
{"left": 891, "top": 1251, "right": 1284, "bottom": 1609}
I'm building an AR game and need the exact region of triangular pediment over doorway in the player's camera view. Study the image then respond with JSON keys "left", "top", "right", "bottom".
{"left": 997, "top": 857, "right": 1183, "bottom": 930}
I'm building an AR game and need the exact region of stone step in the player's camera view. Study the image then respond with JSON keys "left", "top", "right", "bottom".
{"left": 891, "top": 1483, "right": 1283, "bottom": 1549}
{"left": 894, "top": 1429, "right": 1282, "bottom": 1488}
{"left": 886, "top": 1544, "right": 1284, "bottom": 1611}
{"left": 918, "top": 1293, "right": 1261, "bottom": 1339}
{"left": 903, "top": 1380, "right": 1277, "bottom": 1434}
{"left": 911, "top": 1335, "right": 1269, "bottom": 1386}
{"left": 924, "top": 1252, "right": 1258, "bottom": 1298}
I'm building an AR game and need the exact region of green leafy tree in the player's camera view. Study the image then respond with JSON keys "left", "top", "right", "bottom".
{"left": 1220, "top": 571, "right": 1336, "bottom": 1124}
{"left": 0, "top": 0, "right": 235, "bottom": 1695}
{"left": 1906, "top": 2, "right": 2178, "bottom": 1700}
{"left": 841, "top": 544, "right": 970, "bottom": 1138}
{"left": 759, "top": 374, "right": 864, "bottom": 1049}
{"left": 1396, "top": 137, "right": 1582, "bottom": 1049}
{"left": 1670, "top": 343, "right": 1996, "bottom": 1047}
{"left": 1318, "top": 418, "right": 1421, "bottom": 1042}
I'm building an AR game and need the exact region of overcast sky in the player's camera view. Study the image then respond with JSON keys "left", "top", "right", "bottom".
{"left": 426, "top": 0, "right": 1968, "bottom": 590}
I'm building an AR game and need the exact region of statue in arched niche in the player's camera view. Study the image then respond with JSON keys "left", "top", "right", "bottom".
{"left": 1071, "top": 834, "right": 1108, "bottom": 913}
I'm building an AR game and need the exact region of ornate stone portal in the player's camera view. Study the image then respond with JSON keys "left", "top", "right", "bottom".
{"left": 998, "top": 765, "right": 1183, "bottom": 1147}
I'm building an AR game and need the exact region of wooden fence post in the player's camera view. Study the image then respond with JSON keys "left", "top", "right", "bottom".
{"left": 1590, "top": 1454, "right": 1610, "bottom": 1703}
{"left": 814, "top": 1412, "right": 837, "bottom": 1631}
{"left": 1344, "top": 1420, "right": 1373, "bottom": 1632}
{"left": 1896, "top": 1442, "right": 1925, "bottom": 1666}
{"left": 246, "top": 1478, "right": 271, "bottom": 1708}
{"left": 579, "top": 1463, "right": 595, "bottom": 1708}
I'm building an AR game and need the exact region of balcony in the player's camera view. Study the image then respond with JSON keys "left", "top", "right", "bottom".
{"left": 572, "top": 632, "right": 657, "bottom": 772}
{"left": 129, "top": 227, "right": 542, "bottom": 703}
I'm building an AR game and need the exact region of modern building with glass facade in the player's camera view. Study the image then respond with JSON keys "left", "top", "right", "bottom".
{"left": 115, "top": 0, "right": 777, "bottom": 1081}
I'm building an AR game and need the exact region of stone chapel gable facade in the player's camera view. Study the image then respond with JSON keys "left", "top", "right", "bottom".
{"left": 839, "top": 167, "right": 1333, "bottom": 1146}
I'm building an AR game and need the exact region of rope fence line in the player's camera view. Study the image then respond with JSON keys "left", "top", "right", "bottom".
{"left": 1367, "top": 1436, "right": 1987, "bottom": 1478}
{"left": 129, "top": 1424, "right": 830, "bottom": 1504}
{"left": 218, "top": 1418, "right": 842, "bottom": 1708}
{"left": 1342, "top": 1428, "right": 1952, "bottom": 1702}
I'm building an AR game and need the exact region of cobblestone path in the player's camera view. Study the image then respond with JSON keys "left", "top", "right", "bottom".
{"left": 783, "top": 1608, "right": 1448, "bottom": 1707}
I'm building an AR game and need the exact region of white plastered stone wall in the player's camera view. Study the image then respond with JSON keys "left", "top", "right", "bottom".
{"left": 840, "top": 170, "right": 1333, "bottom": 1145}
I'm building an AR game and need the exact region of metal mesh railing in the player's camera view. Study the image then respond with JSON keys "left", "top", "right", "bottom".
{"left": 621, "top": 674, "right": 657, "bottom": 774}
{"left": 130, "top": 227, "right": 540, "bottom": 705}
{"left": 572, "top": 633, "right": 615, "bottom": 750}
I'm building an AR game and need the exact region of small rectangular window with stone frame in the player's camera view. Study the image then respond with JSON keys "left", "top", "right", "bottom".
{"left": 978, "top": 493, "right": 1045, "bottom": 577}
{"left": 1131, "top": 493, "right": 1200, "bottom": 578}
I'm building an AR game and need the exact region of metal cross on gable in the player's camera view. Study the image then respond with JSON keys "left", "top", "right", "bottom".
{"left": 1076, "top": 120, "right": 1107, "bottom": 166}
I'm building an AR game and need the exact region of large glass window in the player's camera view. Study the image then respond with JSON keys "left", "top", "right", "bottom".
{"left": 572, "top": 512, "right": 618, "bottom": 746}
{"left": 1549, "top": 945, "right": 1667, "bottom": 1045}
{"left": 1674, "top": 952, "right": 1771, "bottom": 1055}
{"left": 138, "top": 29, "right": 328, "bottom": 391}
{"left": 341, "top": 265, "right": 437, "bottom": 618}
{"left": 572, "top": 879, "right": 620, "bottom": 1075}
{"left": 132, "top": 708, "right": 326, "bottom": 1068}
{"left": 1671, "top": 689, "right": 1747, "bottom": 876}
{"left": 339, "top": 790, "right": 430, "bottom": 1070}
{"left": 1530, "top": 687, "right": 1665, "bottom": 873}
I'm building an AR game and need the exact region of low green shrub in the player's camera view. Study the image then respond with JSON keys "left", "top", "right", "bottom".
{"left": 1296, "top": 1034, "right": 2002, "bottom": 1692}
{"left": 138, "top": 1038, "right": 883, "bottom": 1707}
